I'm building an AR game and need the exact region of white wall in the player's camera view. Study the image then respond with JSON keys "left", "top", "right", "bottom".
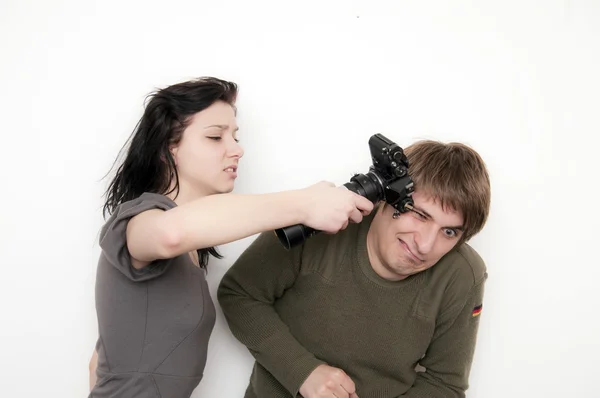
{"left": 1, "top": 1, "right": 599, "bottom": 397}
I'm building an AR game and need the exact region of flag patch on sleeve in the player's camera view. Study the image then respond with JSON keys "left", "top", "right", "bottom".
{"left": 472, "top": 304, "right": 483, "bottom": 317}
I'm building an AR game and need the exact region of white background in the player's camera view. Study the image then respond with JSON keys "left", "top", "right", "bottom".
{"left": 1, "top": 1, "right": 599, "bottom": 397}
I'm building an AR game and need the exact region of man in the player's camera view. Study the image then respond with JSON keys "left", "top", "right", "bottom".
{"left": 217, "top": 139, "right": 491, "bottom": 398}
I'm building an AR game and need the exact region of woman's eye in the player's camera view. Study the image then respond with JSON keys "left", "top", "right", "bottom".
{"left": 208, "top": 136, "right": 221, "bottom": 141}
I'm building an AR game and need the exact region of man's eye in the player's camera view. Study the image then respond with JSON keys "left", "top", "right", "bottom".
{"left": 410, "top": 210, "right": 427, "bottom": 220}
{"left": 443, "top": 228, "right": 457, "bottom": 238}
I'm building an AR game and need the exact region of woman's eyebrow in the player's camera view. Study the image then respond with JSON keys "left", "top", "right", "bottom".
{"left": 204, "top": 124, "right": 239, "bottom": 132}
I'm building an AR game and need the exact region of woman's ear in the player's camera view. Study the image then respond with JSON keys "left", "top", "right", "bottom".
{"left": 168, "top": 145, "right": 178, "bottom": 166}
{"left": 160, "top": 145, "right": 178, "bottom": 166}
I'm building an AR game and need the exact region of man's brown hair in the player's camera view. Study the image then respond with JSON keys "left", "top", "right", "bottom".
{"left": 404, "top": 140, "right": 491, "bottom": 246}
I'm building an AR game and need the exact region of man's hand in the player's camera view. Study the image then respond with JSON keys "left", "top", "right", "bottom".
{"left": 299, "top": 364, "right": 359, "bottom": 398}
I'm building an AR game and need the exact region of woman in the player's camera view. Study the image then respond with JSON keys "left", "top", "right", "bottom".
{"left": 87, "top": 76, "right": 373, "bottom": 397}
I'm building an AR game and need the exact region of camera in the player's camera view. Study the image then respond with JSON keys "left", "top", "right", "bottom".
{"left": 274, "top": 133, "right": 415, "bottom": 249}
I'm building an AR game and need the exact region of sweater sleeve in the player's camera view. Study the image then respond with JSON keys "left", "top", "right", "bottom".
{"left": 401, "top": 273, "right": 487, "bottom": 398}
{"left": 217, "top": 231, "right": 326, "bottom": 396}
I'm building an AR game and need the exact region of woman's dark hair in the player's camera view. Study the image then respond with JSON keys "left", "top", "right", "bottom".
{"left": 102, "top": 76, "right": 238, "bottom": 267}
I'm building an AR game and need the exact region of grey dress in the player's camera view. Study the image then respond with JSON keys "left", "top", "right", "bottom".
{"left": 89, "top": 193, "right": 216, "bottom": 398}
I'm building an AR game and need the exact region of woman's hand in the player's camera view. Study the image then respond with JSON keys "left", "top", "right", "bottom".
{"left": 300, "top": 181, "right": 374, "bottom": 233}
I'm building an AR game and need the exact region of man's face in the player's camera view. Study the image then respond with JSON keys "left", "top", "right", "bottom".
{"left": 366, "top": 191, "right": 464, "bottom": 281}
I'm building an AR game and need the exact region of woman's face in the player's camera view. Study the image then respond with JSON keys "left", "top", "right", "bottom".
{"left": 171, "top": 100, "right": 244, "bottom": 198}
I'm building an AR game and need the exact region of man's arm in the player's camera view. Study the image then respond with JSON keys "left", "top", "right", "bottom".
{"left": 402, "top": 275, "right": 487, "bottom": 398}
{"left": 217, "top": 231, "right": 326, "bottom": 396}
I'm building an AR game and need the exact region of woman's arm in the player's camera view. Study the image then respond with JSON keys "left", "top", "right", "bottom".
{"left": 126, "top": 181, "right": 374, "bottom": 268}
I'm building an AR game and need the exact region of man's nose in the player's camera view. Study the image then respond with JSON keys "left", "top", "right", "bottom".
{"left": 415, "top": 225, "right": 437, "bottom": 255}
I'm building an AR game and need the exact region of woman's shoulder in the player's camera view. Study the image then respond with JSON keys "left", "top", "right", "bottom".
{"left": 97, "top": 192, "right": 179, "bottom": 282}
{"left": 133, "top": 192, "right": 177, "bottom": 209}
{"left": 110, "top": 192, "right": 177, "bottom": 218}
{"left": 100, "top": 192, "right": 177, "bottom": 239}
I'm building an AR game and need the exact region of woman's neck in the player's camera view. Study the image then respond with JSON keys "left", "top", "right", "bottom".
{"left": 165, "top": 180, "right": 210, "bottom": 206}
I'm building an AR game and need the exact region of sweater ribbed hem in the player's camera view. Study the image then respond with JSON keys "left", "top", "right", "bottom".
{"left": 286, "top": 356, "right": 326, "bottom": 396}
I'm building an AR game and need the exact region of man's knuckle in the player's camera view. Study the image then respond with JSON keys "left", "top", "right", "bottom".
{"left": 318, "top": 384, "right": 330, "bottom": 394}
{"left": 332, "top": 369, "right": 344, "bottom": 378}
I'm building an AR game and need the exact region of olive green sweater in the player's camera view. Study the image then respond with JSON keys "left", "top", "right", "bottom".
{"left": 218, "top": 214, "right": 487, "bottom": 398}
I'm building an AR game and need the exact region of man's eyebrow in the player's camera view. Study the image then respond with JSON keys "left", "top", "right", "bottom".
{"left": 411, "top": 205, "right": 432, "bottom": 219}
{"left": 412, "top": 205, "right": 464, "bottom": 231}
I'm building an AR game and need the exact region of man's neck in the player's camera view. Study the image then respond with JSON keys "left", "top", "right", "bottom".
{"left": 366, "top": 228, "right": 389, "bottom": 280}
{"left": 365, "top": 227, "right": 408, "bottom": 282}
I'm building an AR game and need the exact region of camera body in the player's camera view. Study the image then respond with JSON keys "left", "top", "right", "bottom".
{"left": 275, "top": 134, "right": 415, "bottom": 249}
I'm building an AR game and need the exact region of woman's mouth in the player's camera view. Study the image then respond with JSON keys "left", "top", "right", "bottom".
{"left": 224, "top": 165, "right": 238, "bottom": 177}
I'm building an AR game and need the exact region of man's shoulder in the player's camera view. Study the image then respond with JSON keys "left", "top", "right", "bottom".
{"left": 435, "top": 243, "right": 487, "bottom": 288}
{"left": 238, "top": 223, "right": 355, "bottom": 263}
{"left": 455, "top": 243, "right": 487, "bottom": 285}
{"left": 300, "top": 221, "right": 362, "bottom": 264}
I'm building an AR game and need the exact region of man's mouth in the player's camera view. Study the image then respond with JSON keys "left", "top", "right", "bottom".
{"left": 398, "top": 239, "right": 423, "bottom": 263}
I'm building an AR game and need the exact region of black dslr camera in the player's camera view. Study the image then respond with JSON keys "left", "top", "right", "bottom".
{"left": 274, "top": 133, "right": 415, "bottom": 249}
